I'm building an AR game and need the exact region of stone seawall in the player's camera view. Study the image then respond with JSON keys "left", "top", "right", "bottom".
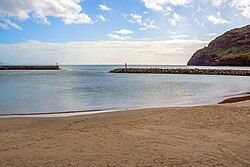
{"left": 110, "top": 68, "right": 250, "bottom": 76}
{"left": 0, "top": 65, "right": 60, "bottom": 70}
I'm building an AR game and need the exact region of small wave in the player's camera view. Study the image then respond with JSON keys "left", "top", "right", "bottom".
{"left": 0, "top": 109, "right": 118, "bottom": 118}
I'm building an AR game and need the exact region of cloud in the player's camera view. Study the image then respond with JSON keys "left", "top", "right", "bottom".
{"left": 0, "top": 16, "right": 22, "bottom": 30}
{"left": 169, "top": 35, "right": 189, "bottom": 39}
{"left": 99, "top": 4, "right": 112, "bottom": 11}
{"left": 108, "top": 29, "right": 133, "bottom": 40}
{"left": 205, "top": 33, "right": 217, "bottom": 36}
{"left": 96, "top": 15, "right": 108, "bottom": 22}
{"left": 108, "top": 34, "right": 131, "bottom": 40}
{"left": 0, "top": 40, "right": 208, "bottom": 65}
{"left": 138, "top": 27, "right": 149, "bottom": 31}
{"left": 207, "top": 13, "right": 229, "bottom": 24}
{"left": 142, "top": 0, "right": 189, "bottom": 14}
{"left": 230, "top": 0, "right": 250, "bottom": 18}
{"left": 169, "top": 13, "right": 182, "bottom": 26}
{"left": 130, "top": 14, "right": 143, "bottom": 24}
{"left": 197, "top": 21, "right": 205, "bottom": 28}
{"left": 212, "top": 0, "right": 225, "bottom": 7}
{"left": 129, "top": 13, "right": 157, "bottom": 30}
{"left": 0, "top": 0, "right": 92, "bottom": 29}
{"left": 115, "top": 29, "right": 133, "bottom": 35}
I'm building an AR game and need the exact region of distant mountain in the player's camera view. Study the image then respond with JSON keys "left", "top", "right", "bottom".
{"left": 188, "top": 25, "right": 250, "bottom": 66}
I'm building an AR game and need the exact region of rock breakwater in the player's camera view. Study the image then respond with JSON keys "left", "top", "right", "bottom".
{"left": 110, "top": 68, "right": 250, "bottom": 76}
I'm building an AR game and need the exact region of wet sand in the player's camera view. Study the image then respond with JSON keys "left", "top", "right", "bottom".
{"left": 0, "top": 98, "right": 249, "bottom": 166}
{"left": 219, "top": 95, "right": 250, "bottom": 104}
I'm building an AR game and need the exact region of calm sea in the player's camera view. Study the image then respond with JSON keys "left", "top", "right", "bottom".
{"left": 0, "top": 65, "right": 249, "bottom": 114}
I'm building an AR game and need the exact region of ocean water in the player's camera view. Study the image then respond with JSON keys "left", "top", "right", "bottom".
{"left": 0, "top": 65, "right": 249, "bottom": 114}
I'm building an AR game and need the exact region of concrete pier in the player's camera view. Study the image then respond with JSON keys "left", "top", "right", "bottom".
{"left": 0, "top": 65, "right": 60, "bottom": 70}
{"left": 110, "top": 68, "right": 250, "bottom": 76}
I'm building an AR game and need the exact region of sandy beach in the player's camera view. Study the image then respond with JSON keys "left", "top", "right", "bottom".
{"left": 0, "top": 98, "right": 249, "bottom": 167}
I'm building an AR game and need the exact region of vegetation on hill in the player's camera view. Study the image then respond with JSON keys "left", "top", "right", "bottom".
{"left": 188, "top": 25, "right": 250, "bottom": 66}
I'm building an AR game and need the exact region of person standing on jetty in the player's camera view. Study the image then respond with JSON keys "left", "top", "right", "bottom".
{"left": 125, "top": 63, "right": 127, "bottom": 68}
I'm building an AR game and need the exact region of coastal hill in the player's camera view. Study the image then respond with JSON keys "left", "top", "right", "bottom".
{"left": 188, "top": 25, "right": 250, "bottom": 66}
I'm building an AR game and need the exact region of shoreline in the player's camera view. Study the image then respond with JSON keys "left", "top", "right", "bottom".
{"left": 0, "top": 93, "right": 249, "bottom": 118}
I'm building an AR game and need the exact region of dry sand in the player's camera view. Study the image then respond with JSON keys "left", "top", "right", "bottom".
{"left": 0, "top": 100, "right": 249, "bottom": 166}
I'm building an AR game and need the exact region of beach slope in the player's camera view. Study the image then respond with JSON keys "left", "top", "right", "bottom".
{"left": 0, "top": 101, "right": 249, "bottom": 166}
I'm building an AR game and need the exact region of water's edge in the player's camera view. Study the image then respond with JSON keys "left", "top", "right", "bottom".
{"left": 1, "top": 92, "right": 249, "bottom": 119}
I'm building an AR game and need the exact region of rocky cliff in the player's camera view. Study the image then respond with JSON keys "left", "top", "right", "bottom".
{"left": 188, "top": 25, "right": 250, "bottom": 66}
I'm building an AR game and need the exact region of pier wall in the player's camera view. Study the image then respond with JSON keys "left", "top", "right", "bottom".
{"left": 0, "top": 65, "right": 60, "bottom": 70}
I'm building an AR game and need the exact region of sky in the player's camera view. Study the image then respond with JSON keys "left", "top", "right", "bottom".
{"left": 0, "top": 0, "right": 249, "bottom": 65}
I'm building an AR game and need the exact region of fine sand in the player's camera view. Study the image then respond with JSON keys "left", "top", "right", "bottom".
{"left": 0, "top": 100, "right": 249, "bottom": 166}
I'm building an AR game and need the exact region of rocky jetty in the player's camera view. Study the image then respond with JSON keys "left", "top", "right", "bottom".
{"left": 188, "top": 25, "right": 250, "bottom": 66}
{"left": 110, "top": 68, "right": 250, "bottom": 76}
{"left": 0, "top": 65, "right": 60, "bottom": 70}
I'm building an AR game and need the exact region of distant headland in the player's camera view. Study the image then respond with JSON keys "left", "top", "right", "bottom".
{"left": 188, "top": 25, "right": 250, "bottom": 66}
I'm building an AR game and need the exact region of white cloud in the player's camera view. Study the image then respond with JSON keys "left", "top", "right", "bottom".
{"left": 142, "top": 0, "right": 190, "bottom": 14}
{"left": 108, "top": 29, "right": 134, "bottom": 40}
{"left": 205, "top": 33, "right": 217, "bottom": 36}
{"left": 108, "top": 34, "right": 131, "bottom": 40}
{"left": 115, "top": 29, "right": 133, "bottom": 35}
{"left": 207, "top": 13, "right": 229, "bottom": 24}
{"left": 212, "top": 0, "right": 225, "bottom": 7}
{"left": 0, "top": 16, "right": 22, "bottom": 30}
{"left": 230, "top": 0, "right": 250, "bottom": 18}
{"left": 138, "top": 27, "right": 149, "bottom": 31}
{"left": 138, "top": 38, "right": 151, "bottom": 41}
{"left": 129, "top": 13, "right": 157, "bottom": 30}
{"left": 0, "top": 0, "right": 92, "bottom": 29}
{"left": 99, "top": 4, "right": 112, "bottom": 11}
{"left": 96, "top": 15, "right": 108, "bottom": 22}
{"left": 169, "top": 35, "right": 189, "bottom": 39}
{"left": 201, "top": 22, "right": 205, "bottom": 27}
{"left": 0, "top": 40, "right": 208, "bottom": 65}
{"left": 163, "top": 6, "right": 174, "bottom": 15}
{"left": 169, "top": 13, "right": 182, "bottom": 26}
{"left": 130, "top": 14, "right": 143, "bottom": 24}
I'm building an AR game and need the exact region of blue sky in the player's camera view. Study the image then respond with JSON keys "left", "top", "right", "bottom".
{"left": 0, "top": 0, "right": 249, "bottom": 64}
